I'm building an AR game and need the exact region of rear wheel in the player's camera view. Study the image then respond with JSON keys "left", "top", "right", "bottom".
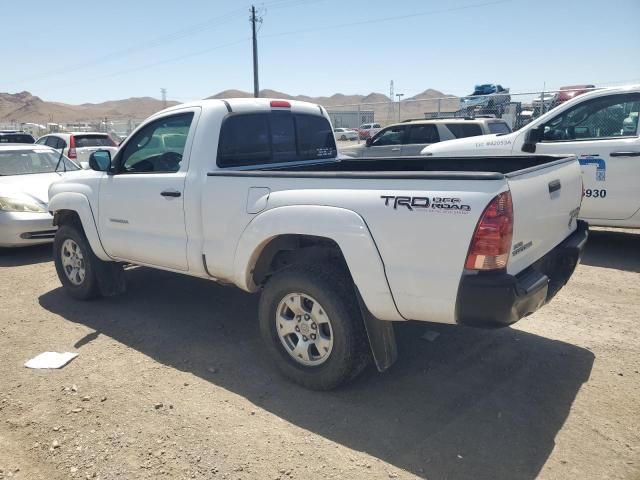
{"left": 259, "top": 264, "right": 370, "bottom": 390}
{"left": 340, "top": 135, "right": 347, "bottom": 141}
{"left": 53, "top": 225, "right": 101, "bottom": 300}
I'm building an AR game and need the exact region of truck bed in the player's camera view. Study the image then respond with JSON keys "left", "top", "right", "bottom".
{"left": 207, "top": 155, "right": 574, "bottom": 179}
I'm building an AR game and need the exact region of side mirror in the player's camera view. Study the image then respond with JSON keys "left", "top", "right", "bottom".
{"left": 365, "top": 138, "right": 373, "bottom": 147}
{"left": 88, "top": 150, "right": 112, "bottom": 172}
{"left": 522, "top": 126, "right": 542, "bottom": 153}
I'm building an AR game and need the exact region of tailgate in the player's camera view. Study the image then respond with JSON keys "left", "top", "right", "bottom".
{"left": 506, "top": 157, "right": 583, "bottom": 275}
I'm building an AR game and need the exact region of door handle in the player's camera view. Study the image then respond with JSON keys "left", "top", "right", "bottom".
{"left": 610, "top": 151, "right": 640, "bottom": 157}
{"left": 160, "top": 190, "right": 181, "bottom": 198}
{"left": 391, "top": 147, "right": 401, "bottom": 151}
{"left": 548, "top": 179, "right": 561, "bottom": 194}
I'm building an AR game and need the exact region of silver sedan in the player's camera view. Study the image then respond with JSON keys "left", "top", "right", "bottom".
{"left": 0, "top": 144, "right": 79, "bottom": 247}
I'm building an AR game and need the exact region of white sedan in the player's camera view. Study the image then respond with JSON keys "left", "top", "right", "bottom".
{"left": 334, "top": 128, "right": 358, "bottom": 141}
{"left": 0, "top": 144, "right": 80, "bottom": 247}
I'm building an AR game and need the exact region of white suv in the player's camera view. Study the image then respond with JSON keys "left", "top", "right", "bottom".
{"left": 35, "top": 132, "right": 118, "bottom": 169}
{"left": 358, "top": 123, "right": 382, "bottom": 140}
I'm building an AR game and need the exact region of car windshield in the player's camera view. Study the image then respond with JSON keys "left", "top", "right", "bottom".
{"left": 0, "top": 150, "right": 79, "bottom": 176}
{"left": 73, "top": 134, "right": 116, "bottom": 147}
{"left": 0, "top": 133, "right": 35, "bottom": 144}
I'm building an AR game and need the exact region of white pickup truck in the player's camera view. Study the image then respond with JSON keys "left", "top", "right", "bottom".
{"left": 422, "top": 85, "right": 640, "bottom": 228}
{"left": 48, "top": 98, "right": 587, "bottom": 390}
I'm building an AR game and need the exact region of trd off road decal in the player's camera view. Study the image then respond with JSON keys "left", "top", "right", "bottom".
{"left": 381, "top": 195, "right": 471, "bottom": 214}
{"left": 512, "top": 240, "right": 533, "bottom": 256}
{"left": 578, "top": 155, "right": 606, "bottom": 182}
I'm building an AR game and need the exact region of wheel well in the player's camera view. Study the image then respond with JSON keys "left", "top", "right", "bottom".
{"left": 252, "top": 235, "right": 349, "bottom": 286}
{"left": 52, "top": 210, "right": 83, "bottom": 231}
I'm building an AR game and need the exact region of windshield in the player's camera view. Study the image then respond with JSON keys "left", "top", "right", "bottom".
{"left": 0, "top": 150, "right": 80, "bottom": 176}
{"left": 0, "top": 133, "right": 35, "bottom": 144}
{"left": 73, "top": 134, "right": 116, "bottom": 147}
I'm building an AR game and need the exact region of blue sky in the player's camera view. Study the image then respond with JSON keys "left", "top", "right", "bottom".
{"left": 2, "top": 0, "right": 639, "bottom": 104}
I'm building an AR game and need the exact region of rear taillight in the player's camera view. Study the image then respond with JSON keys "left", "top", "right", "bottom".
{"left": 68, "top": 136, "right": 77, "bottom": 159}
{"left": 465, "top": 191, "right": 513, "bottom": 271}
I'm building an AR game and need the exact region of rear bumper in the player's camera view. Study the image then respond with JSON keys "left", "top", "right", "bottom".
{"left": 456, "top": 220, "right": 588, "bottom": 327}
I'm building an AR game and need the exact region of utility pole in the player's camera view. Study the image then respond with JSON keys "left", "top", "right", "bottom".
{"left": 161, "top": 88, "right": 167, "bottom": 108}
{"left": 396, "top": 93, "right": 404, "bottom": 122}
{"left": 250, "top": 5, "right": 262, "bottom": 98}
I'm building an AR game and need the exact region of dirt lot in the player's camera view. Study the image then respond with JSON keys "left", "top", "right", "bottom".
{"left": 0, "top": 228, "right": 639, "bottom": 480}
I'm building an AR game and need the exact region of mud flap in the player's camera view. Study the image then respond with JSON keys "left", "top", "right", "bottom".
{"left": 356, "top": 291, "right": 398, "bottom": 372}
{"left": 95, "top": 261, "right": 127, "bottom": 297}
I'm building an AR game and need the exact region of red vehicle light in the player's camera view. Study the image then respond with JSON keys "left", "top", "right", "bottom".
{"left": 68, "top": 135, "right": 77, "bottom": 159}
{"left": 465, "top": 191, "right": 513, "bottom": 270}
{"left": 270, "top": 100, "right": 291, "bottom": 108}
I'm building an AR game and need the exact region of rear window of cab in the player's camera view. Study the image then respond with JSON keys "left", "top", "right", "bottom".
{"left": 217, "top": 111, "right": 337, "bottom": 167}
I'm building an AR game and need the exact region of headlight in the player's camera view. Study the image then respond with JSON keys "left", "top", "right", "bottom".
{"left": 0, "top": 196, "right": 47, "bottom": 213}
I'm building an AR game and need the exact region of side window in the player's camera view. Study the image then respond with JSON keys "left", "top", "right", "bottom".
{"left": 119, "top": 113, "right": 194, "bottom": 173}
{"left": 45, "top": 137, "right": 59, "bottom": 148}
{"left": 445, "top": 123, "right": 483, "bottom": 138}
{"left": 406, "top": 124, "right": 439, "bottom": 144}
{"left": 371, "top": 126, "right": 405, "bottom": 146}
{"left": 541, "top": 93, "right": 640, "bottom": 141}
{"left": 35, "top": 137, "right": 47, "bottom": 145}
{"left": 488, "top": 122, "right": 512, "bottom": 134}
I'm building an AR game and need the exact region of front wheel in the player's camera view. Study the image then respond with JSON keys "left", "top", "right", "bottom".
{"left": 259, "top": 264, "right": 370, "bottom": 390}
{"left": 53, "top": 225, "right": 101, "bottom": 300}
{"left": 340, "top": 135, "right": 347, "bottom": 141}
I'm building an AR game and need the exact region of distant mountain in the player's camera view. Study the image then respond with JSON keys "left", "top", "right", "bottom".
{"left": 0, "top": 87, "right": 459, "bottom": 126}
{"left": 0, "top": 91, "right": 178, "bottom": 123}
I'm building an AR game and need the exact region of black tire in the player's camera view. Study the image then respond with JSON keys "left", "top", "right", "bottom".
{"left": 340, "top": 135, "right": 347, "bottom": 141}
{"left": 53, "top": 224, "right": 101, "bottom": 300}
{"left": 259, "top": 264, "right": 371, "bottom": 390}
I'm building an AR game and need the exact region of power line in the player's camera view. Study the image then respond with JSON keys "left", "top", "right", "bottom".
{"left": 42, "top": 38, "right": 250, "bottom": 92}
{"left": 4, "top": 0, "right": 324, "bottom": 89}
{"left": 261, "top": 0, "right": 512, "bottom": 39}
{"left": 5, "top": 6, "right": 250, "bottom": 86}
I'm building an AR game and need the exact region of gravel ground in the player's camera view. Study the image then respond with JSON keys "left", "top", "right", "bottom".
{"left": 0, "top": 228, "right": 638, "bottom": 480}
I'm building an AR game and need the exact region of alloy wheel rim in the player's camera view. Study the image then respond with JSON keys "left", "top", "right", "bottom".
{"left": 61, "top": 239, "right": 86, "bottom": 286}
{"left": 275, "top": 293, "right": 334, "bottom": 366}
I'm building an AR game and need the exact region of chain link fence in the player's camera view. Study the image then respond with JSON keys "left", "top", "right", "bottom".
{"left": 0, "top": 118, "right": 145, "bottom": 141}
{"left": 325, "top": 87, "right": 606, "bottom": 133}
